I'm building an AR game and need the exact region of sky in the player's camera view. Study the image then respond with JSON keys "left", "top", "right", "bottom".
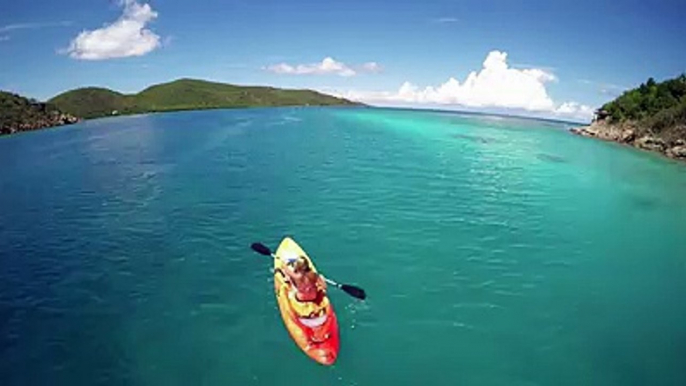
{"left": 1, "top": 0, "right": 685, "bottom": 122}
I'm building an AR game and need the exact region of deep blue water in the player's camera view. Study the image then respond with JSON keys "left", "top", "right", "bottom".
{"left": 1, "top": 107, "right": 685, "bottom": 385}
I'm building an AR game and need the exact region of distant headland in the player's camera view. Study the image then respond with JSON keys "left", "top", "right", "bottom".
{"left": 1, "top": 92, "right": 79, "bottom": 135}
{"left": 0, "top": 78, "right": 361, "bottom": 135}
{"left": 572, "top": 74, "right": 686, "bottom": 161}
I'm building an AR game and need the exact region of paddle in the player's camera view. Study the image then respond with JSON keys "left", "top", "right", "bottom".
{"left": 250, "top": 242, "right": 367, "bottom": 300}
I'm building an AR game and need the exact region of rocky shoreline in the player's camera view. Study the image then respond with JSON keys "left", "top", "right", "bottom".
{"left": 570, "top": 120, "right": 686, "bottom": 161}
{"left": 1, "top": 112, "right": 80, "bottom": 136}
{"left": 1, "top": 90, "right": 82, "bottom": 136}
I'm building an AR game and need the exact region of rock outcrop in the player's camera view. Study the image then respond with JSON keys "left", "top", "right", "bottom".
{"left": 571, "top": 120, "right": 686, "bottom": 161}
{"left": 635, "top": 136, "right": 666, "bottom": 152}
{"left": 666, "top": 145, "right": 686, "bottom": 159}
{"left": 2, "top": 112, "right": 80, "bottom": 135}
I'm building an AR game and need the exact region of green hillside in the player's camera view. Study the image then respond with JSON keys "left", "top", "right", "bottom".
{"left": 47, "top": 87, "right": 130, "bottom": 119}
{"left": 50, "top": 78, "right": 359, "bottom": 119}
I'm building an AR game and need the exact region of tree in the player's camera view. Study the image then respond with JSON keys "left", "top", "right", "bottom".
{"left": 604, "top": 74, "right": 686, "bottom": 123}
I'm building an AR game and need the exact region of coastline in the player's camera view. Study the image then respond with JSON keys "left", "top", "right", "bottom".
{"left": 570, "top": 120, "right": 686, "bottom": 162}
{"left": 0, "top": 113, "right": 80, "bottom": 136}
{"left": 0, "top": 104, "right": 364, "bottom": 137}
{"left": 2, "top": 78, "right": 364, "bottom": 137}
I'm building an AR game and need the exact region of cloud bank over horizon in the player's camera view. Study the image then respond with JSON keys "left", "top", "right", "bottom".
{"left": 66, "top": 0, "right": 161, "bottom": 60}
{"left": 328, "top": 51, "right": 594, "bottom": 121}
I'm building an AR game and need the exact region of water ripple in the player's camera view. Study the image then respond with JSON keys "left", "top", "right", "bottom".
{"left": 2, "top": 108, "right": 686, "bottom": 386}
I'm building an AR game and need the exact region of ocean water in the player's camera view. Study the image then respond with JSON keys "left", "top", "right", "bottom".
{"left": 1, "top": 107, "right": 685, "bottom": 386}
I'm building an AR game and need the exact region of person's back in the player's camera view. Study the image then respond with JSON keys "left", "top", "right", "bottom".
{"left": 285, "top": 257, "right": 326, "bottom": 302}
{"left": 294, "top": 270, "right": 325, "bottom": 302}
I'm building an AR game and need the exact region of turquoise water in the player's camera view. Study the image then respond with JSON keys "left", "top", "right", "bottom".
{"left": 1, "top": 107, "right": 685, "bottom": 386}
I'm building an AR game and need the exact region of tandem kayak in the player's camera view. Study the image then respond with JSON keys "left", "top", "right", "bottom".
{"left": 273, "top": 237, "right": 340, "bottom": 365}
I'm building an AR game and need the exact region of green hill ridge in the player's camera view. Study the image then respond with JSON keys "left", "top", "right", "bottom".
{"left": 49, "top": 78, "right": 360, "bottom": 119}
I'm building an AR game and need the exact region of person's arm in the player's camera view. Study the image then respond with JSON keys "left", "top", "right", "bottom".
{"left": 317, "top": 275, "right": 327, "bottom": 291}
{"left": 282, "top": 268, "right": 294, "bottom": 283}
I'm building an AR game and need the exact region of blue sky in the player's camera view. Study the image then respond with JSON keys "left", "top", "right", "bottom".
{"left": 1, "top": 0, "right": 685, "bottom": 121}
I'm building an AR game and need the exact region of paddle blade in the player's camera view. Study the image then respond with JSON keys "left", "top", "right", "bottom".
{"left": 340, "top": 284, "right": 366, "bottom": 300}
{"left": 251, "top": 242, "right": 272, "bottom": 256}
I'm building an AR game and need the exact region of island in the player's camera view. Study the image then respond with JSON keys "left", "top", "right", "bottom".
{"left": 1, "top": 78, "right": 361, "bottom": 135}
{"left": 572, "top": 74, "right": 686, "bottom": 160}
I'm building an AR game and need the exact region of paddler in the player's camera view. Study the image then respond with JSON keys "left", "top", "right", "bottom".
{"left": 284, "top": 256, "right": 327, "bottom": 302}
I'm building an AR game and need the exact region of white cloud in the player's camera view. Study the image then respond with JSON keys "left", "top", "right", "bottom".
{"left": 432, "top": 17, "right": 459, "bottom": 24}
{"left": 553, "top": 102, "right": 595, "bottom": 121}
{"left": 340, "top": 51, "right": 557, "bottom": 110}
{"left": 265, "top": 57, "right": 381, "bottom": 77}
{"left": 66, "top": 0, "right": 161, "bottom": 60}
{"left": 0, "top": 21, "right": 71, "bottom": 42}
{"left": 578, "top": 79, "right": 624, "bottom": 89}
{"left": 328, "top": 50, "right": 595, "bottom": 121}
{"left": 266, "top": 57, "right": 355, "bottom": 77}
{"left": 578, "top": 79, "right": 626, "bottom": 98}
{"left": 361, "top": 62, "right": 382, "bottom": 73}
{"left": 0, "top": 21, "right": 72, "bottom": 33}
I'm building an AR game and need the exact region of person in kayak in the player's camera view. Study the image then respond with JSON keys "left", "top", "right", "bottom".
{"left": 284, "top": 256, "right": 326, "bottom": 303}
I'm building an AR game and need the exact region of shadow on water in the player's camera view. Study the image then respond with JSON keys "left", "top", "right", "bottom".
{"left": 629, "top": 194, "right": 661, "bottom": 211}
{"left": 450, "top": 133, "right": 500, "bottom": 144}
{"left": 537, "top": 153, "right": 567, "bottom": 163}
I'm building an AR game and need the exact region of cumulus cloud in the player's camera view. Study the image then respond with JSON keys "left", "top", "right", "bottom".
{"left": 265, "top": 57, "right": 381, "bottom": 77}
{"left": 66, "top": 0, "right": 161, "bottom": 60}
{"left": 340, "top": 51, "right": 557, "bottom": 111}
{"left": 329, "top": 50, "right": 595, "bottom": 121}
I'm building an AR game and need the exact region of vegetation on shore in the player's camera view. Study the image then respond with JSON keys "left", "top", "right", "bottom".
{"left": 572, "top": 74, "right": 686, "bottom": 160}
{"left": 49, "top": 78, "right": 360, "bottom": 119}
{"left": 599, "top": 74, "right": 686, "bottom": 142}
{"left": 1, "top": 91, "right": 78, "bottom": 135}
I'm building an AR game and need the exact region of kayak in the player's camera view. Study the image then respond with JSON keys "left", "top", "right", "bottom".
{"left": 273, "top": 237, "right": 340, "bottom": 365}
